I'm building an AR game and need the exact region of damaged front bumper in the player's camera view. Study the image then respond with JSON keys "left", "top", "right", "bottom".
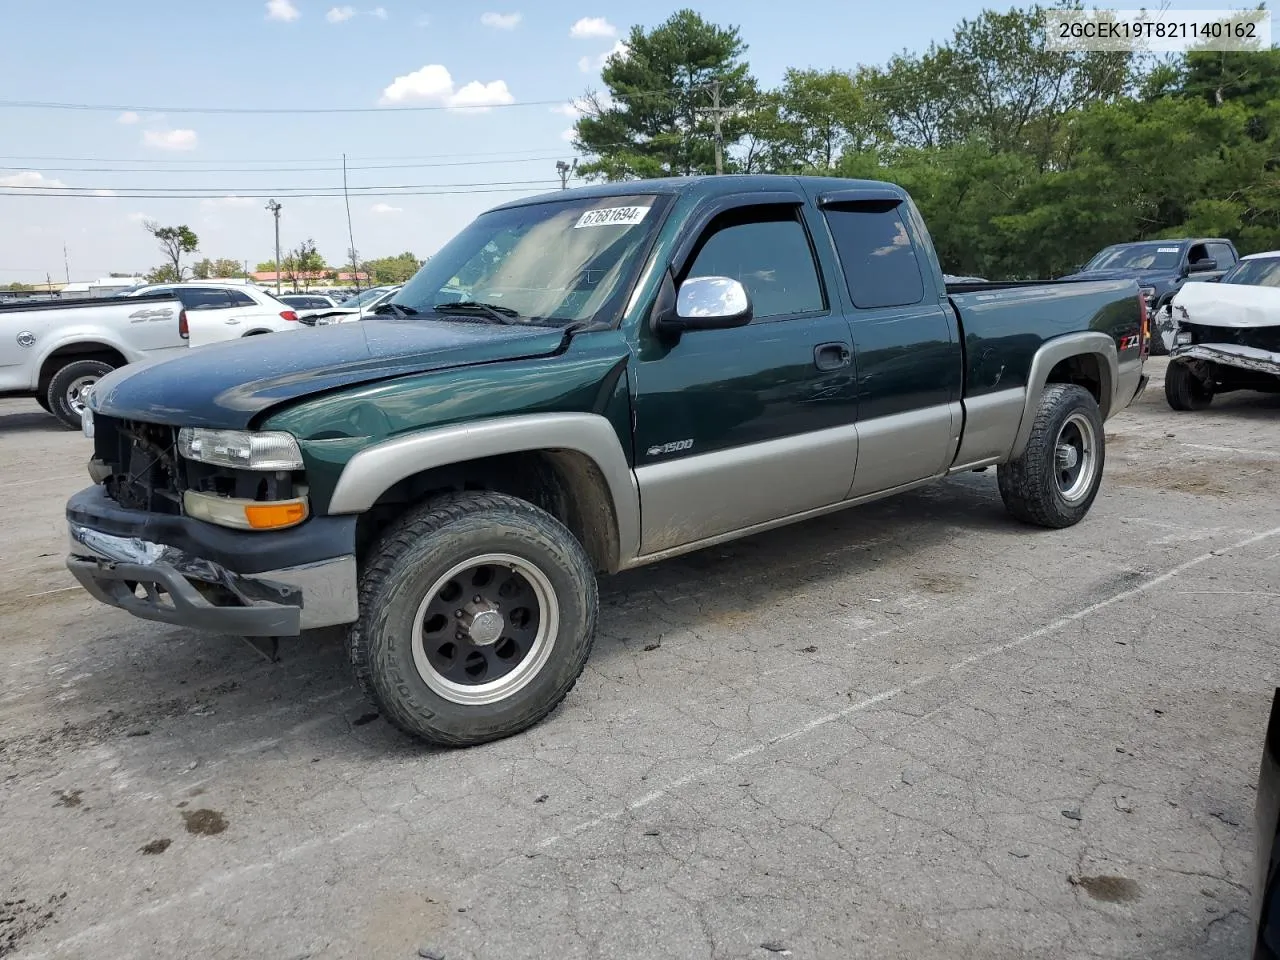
{"left": 65, "top": 485, "right": 359, "bottom": 637}
{"left": 1171, "top": 342, "right": 1280, "bottom": 378}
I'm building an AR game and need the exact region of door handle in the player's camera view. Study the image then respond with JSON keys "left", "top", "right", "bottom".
{"left": 814, "top": 342, "right": 852, "bottom": 371}
{"left": 224, "top": 318, "right": 241, "bottom": 325}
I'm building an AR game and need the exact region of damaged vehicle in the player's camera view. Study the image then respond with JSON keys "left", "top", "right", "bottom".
{"left": 1162, "top": 251, "right": 1280, "bottom": 411}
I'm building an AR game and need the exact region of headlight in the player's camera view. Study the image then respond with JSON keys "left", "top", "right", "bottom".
{"left": 177, "top": 428, "right": 303, "bottom": 471}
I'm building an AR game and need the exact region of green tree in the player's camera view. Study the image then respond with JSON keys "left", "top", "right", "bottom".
{"left": 143, "top": 222, "right": 199, "bottom": 280}
{"left": 574, "top": 9, "right": 757, "bottom": 179}
{"left": 744, "top": 68, "right": 885, "bottom": 173}
{"left": 281, "top": 239, "right": 327, "bottom": 292}
{"left": 4, "top": 282, "right": 34, "bottom": 292}
{"left": 366, "top": 252, "right": 423, "bottom": 284}
{"left": 144, "top": 264, "right": 182, "bottom": 284}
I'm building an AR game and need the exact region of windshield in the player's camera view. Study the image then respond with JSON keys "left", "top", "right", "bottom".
{"left": 343, "top": 286, "right": 392, "bottom": 308}
{"left": 393, "top": 194, "right": 667, "bottom": 325}
{"left": 1223, "top": 257, "right": 1280, "bottom": 287}
{"left": 1084, "top": 243, "right": 1184, "bottom": 272}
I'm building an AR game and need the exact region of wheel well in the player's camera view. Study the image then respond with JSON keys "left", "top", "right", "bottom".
{"left": 355, "top": 450, "right": 621, "bottom": 574}
{"left": 1046, "top": 353, "right": 1104, "bottom": 408}
{"left": 38, "top": 344, "right": 126, "bottom": 394}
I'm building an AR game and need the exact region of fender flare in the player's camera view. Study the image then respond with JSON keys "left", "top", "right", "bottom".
{"left": 30, "top": 332, "right": 135, "bottom": 391}
{"left": 326, "top": 412, "right": 641, "bottom": 567}
{"left": 1009, "top": 331, "right": 1118, "bottom": 461}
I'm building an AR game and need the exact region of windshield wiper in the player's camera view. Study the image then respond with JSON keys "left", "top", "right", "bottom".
{"left": 370, "top": 302, "right": 416, "bottom": 319}
{"left": 431, "top": 301, "right": 520, "bottom": 325}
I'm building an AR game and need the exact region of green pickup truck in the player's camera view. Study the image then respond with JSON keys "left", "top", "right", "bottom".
{"left": 67, "top": 175, "right": 1150, "bottom": 747}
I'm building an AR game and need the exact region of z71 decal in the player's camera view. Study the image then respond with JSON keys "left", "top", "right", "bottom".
{"left": 646, "top": 439, "right": 694, "bottom": 457}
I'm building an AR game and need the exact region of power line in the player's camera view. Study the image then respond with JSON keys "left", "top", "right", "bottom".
{"left": 0, "top": 148, "right": 573, "bottom": 164}
{"left": 0, "top": 178, "right": 558, "bottom": 195}
{"left": 0, "top": 155, "right": 569, "bottom": 174}
{"left": 0, "top": 185, "right": 558, "bottom": 199}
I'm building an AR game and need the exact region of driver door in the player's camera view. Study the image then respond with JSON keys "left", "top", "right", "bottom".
{"left": 630, "top": 200, "right": 859, "bottom": 556}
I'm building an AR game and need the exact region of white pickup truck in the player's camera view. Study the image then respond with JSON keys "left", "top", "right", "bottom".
{"left": 0, "top": 293, "right": 187, "bottom": 428}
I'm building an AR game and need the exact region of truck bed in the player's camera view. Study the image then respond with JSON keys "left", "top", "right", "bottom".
{"left": 947, "top": 277, "right": 1142, "bottom": 398}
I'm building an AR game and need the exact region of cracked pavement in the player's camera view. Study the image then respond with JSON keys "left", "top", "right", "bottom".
{"left": 2, "top": 357, "right": 1279, "bottom": 959}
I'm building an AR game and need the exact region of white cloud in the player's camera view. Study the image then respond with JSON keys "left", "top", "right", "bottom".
{"left": 371, "top": 202, "right": 402, "bottom": 214}
{"left": 552, "top": 102, "right": 581, "bottom": 118}
{"left": 326, "top": 5, "right": 356, "bottom": 21}
{"left": 448, "top": 79, "right": 514, "bottom": 112}
{"left": 200, "top": 195, "right": 254, "bottom": 209}
{"left": 480, "top": 11, "right": 521, "bottom": 29}
{"left": 578, "top": 40, "right": 628, "bottom": 73}
{"left": 560, "top": 127, "right": 576, "bottom": 142}
{"left": 0, "top": 171, "right": 67, "bottom": 189}
{"left": 117, "top": 111, "right": 140, "bottom": 125}
{"left": 265, "top": 0, "right": 300, "bottom": 21}
{"left": 142, "top": 128, "right": 198, "bottom": 151}
{"left": 415, "top": 14, "right": 430, "bottom": 26}
{"left": 126, "top": 211, "right": 151, "bottom": 223}
{"left": 570, "top": 16, "right": 615, "bottom": 38}
{"left": 379, "top": 65, "right": 514, "bottom": 111}
{"left": 381, "top": 64, "right": 454, "bottom": 104}
{"left": 369, "top": 6, "right": 388, "bottom": 18}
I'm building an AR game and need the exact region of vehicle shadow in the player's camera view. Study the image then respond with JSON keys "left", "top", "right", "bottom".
{"left": 29, "top": 475, "right": 1030, "bottom": 760}
{"left": 1207, "top": 391, "right": 1280, "bottom": 420}
{"left": 0, "top": 407, "right": 64, "bottom": 433}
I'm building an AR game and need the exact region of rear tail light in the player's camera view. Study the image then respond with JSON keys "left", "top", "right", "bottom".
{"left": 179, "top": 308, "right": 189, "bottom": 340}
{"left": 280, "top": 310, "right": 299, "bottom": 322}
{"left": 1137, "top": 293, "right": 1150, "bottom": 357}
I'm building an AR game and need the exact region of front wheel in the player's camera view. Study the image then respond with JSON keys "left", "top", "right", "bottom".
{"left": 347, "top": 492, "right": 598, "bottom": 747}
{"left": 46, "top": 359, "right": 114, "bottom": 430}
{"left": 997, "top": 383, "right": 1105, "bottom": 529}
{"left": 1165, "top": 360, "right": 1214, "bottom": 411}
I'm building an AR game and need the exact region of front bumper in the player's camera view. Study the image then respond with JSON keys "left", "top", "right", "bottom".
{"left": 66, "top": 485, "right": 358, "bottom": 637}
{"left": 1172, "top": 342, "right": 1280, "bottom": 378}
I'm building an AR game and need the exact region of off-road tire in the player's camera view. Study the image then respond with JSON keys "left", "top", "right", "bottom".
{"left": 46, "top": 359, "right": 114, "bottom": 430}
{"left": 347, "top": 491, "right": 598, "bottom": 748}
{"left": 997, "top": 383, "right": 1105, "bottom": 529}
{"left": 1165, "top": 359, "right": 1214, "bottom": 411}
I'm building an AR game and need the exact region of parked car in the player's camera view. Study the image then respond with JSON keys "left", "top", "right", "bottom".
{"left": 1161, "top": 250, "right": 1280, "bottom": 410}
{"left": 66, "top": 174, "right": 1148, "bottom": 748}
{"left": 1065, "top": 238, "right": 1239, "bottom": 354}
{"left": 0, "top": 292, "right": 187, "bottom": 428}
{"left": 278, "top": 293, "right": 339, "bottom": 311}
{"left": 127, "top": 282, "right": 301, "bottom": 348}
{"left": 300, "top": 285, "right": 403, "bottom": 326}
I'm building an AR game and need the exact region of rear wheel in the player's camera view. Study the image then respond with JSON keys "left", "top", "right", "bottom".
{"left": 1165, "top": 360, "right": 1214, "bottom": 411}
{"left": 347, "top": 492, "right": 598, "bottom": 747}
{"left": 998, "top": 383, "right": 1105, "bottom": 529}
{"left": 46, "top": 359, "right": 114, "bottom": 430}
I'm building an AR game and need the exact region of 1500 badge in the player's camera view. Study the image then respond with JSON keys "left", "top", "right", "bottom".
{"left": 646, "top": 439, "right": 694, "bottom": 457}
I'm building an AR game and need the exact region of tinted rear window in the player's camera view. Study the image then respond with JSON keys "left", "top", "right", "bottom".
{"left": 823, "top": 203, "right": 925, "bottom": 309}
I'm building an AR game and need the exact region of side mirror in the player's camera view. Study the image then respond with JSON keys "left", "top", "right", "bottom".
{"left": 668, "top": 276, "right": 752, "bottom": 332}
{"left": 1187, "top": 257, "right": 1219, "bottom": 274}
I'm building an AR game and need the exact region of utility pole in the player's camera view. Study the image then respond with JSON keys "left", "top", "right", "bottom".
{"left": 556, "top": 159, "right": 577, "bottom": 189}
{"left": 265, "top": 199, "right": 283, "bottom": 294}
{"left": 709, "top": 80, "right": 726, "bottom": 176}
{"left": 63, "top": 244, "right": 71, "bottom": 283}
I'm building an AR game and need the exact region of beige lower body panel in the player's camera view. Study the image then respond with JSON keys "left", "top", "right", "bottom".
{"left": 952, "top": 388, "right": 1026, "bottom": 468}
{"left": 634, "top": 425, "right": 859, "bottom": 556}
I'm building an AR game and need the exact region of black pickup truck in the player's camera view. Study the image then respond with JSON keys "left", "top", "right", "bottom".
{"left": 68, "top": 175, "right": 1150, "bottom": 747}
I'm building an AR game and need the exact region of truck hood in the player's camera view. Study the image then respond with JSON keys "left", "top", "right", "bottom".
{"left": 1171, "top": 280, "right": 1280, "bottom": 328}
{"left": 1061, "top": 268, "right": 1181, "bottom": 286}
{"left": 89, "top": 318, "right": 567, "bottom": 429}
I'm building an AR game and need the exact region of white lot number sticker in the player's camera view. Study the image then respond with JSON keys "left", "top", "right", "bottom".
{"left": 1158, "top": 247, "right": 1180, "bottom": 253}
{"left": 575, "top": 205, "right": 651, "bottom": 229}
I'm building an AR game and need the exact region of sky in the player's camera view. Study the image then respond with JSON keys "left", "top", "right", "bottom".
{"left": 0, "top": 0, "right": 1220, "bottom": 282}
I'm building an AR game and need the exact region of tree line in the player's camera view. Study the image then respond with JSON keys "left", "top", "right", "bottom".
{"left": 137, "top": 221, "right": 425, "bottom": 289}
{"left": 572, "top": 4, "right": 1280, "bottom": 279}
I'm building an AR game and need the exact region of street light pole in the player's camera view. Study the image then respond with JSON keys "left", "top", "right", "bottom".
{"left": 265, "top": 199, "right": 282, "bottom": 295}
{"left": 556, "top": 159, "right": 577, "bottom": 189}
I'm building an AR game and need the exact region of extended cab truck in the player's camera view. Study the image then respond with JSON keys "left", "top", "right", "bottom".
{"left": 66, "top": 176, "right": 1150, "bottom": 748}
{"left": 0, "top": 292, "right": 187, "bottom": 429}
